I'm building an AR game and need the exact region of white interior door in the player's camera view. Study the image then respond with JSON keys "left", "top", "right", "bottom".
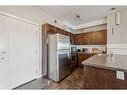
{"left": 9, "top": 18, "right": 38, "bottom": 88}
{"left": 0, "top": 15, "right": 9, "bottom": 89}
{"left": 0, "top": 13, "right": 38, "bottom": 89}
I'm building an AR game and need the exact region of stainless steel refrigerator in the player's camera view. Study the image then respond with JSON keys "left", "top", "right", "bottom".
{"left": 48, "top": 33, "right": 70, "bottom": 82}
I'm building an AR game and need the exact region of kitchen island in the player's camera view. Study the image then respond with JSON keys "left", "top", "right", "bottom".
{"left": 82, "top": 54, "right": 127, "bottom": 89}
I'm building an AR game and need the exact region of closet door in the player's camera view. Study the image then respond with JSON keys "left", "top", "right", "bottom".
{"left": 8, "top": 17, "right": 38, "bottom": 88}
{"left": 0, "top": 15, "right": 9, "bottom": 89}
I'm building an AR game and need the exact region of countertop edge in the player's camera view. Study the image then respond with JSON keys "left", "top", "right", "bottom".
{"left": 82, "top": 62, "right": 127, "bottom": 73}
{"left": 82, "top": 54, "right": 127, "bottom": 73}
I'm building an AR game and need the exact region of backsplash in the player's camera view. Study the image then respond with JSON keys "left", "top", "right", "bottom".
{"left": 71, "top": 45, "right": 107, "bottom": 53}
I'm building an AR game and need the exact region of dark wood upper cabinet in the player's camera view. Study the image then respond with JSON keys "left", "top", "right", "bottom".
{"left": 74, "top": 34, "right": 83, "bottom": 45}
{"left": 85, "top": 32, "right": 95, "bottom": 45}
{"left": 43, "top": 23, "right": 75, "bottom": 44}
{"left": 94, "top": 30, "right": 107, "bottom": 44}
{"left": 43, "top": 23, "right": 107, "bottom": 45}
{"left": 45, "top": 24, "right": 56, "bottom": 34}
{"left": 61, "top": 30, "right": 66, "bottom": 35}
{"left": 74, "top": 30, "right": 107, "bottom": 45}
{"left": 56, "top": 27, "right": 62, "bottom": 34}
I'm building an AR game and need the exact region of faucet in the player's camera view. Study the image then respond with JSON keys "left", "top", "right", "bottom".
{"left": 96, "top": 48, "right": 106, "bottom": 54}
{"left": 107, "top": 50, "right": 114, "bottom": 56}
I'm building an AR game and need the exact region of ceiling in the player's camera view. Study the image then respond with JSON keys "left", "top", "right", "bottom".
{"left": 35, "top": 6, "right": 127, "bottom": 27}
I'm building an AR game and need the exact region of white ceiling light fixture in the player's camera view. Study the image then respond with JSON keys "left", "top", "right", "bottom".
{"left": 73, "top": 13, "right": 81, "bottom": 21}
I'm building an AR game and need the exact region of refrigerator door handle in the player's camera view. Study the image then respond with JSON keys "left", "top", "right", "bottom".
{"left": 68, "top": 53, "right": 70, "bottom": 59}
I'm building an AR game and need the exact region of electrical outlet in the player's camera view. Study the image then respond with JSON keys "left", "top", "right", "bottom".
{"left": 116, "top": 71, "right": 124, "bottom": 80}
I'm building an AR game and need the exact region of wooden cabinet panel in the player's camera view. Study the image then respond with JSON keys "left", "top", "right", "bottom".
{"left": 74, "top": 34, "right": 78, "bottom": 44}
{"left": 61, "top": 30, "right": 69, "bottom": 36}
{"left": 77, "top": 53, "right": 85, "bottom": 66}
{"left": 61, "top": 30, "right": 66, "bottom": 35}
{"left": 42, "top": 24, "right": 48, "bottom": 76}
{"left": 56, "top": 27, "right": 62, "bottom": 34}
{"left": 85, "top": 32, "right": 95, "bottom": 45}
{"left": 74, "top": 30, "right": 107, "bottom": 45}
{"left": 74, "top": 34, "right": 83, "bottom": 45}
{"left": 46, "top": 24, "right": 56, "bottom": 34}
{"left": 84, "top": 66, "right": 127, "bottom": 89}
{"left": 94, "top": 30, "right": 107, "bottom": 44}
{"left": 77, "top": 53, "right": 95, "bottom": 66}
{"left": 82, "top": 33, "right": 87, "bottom": 44}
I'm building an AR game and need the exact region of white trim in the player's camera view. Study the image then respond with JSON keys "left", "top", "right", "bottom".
{"left": 74, "top": 24, "right": 107, "bottom": 34}
{"left": 74, "top": 18, "right": 107, "bottom": 30}
{"left": 107, "top": 44, "right": 127, "bottom": 49}
{"left": 62, "top": 21, "right": 75, "bottom": 29}
{"left": 0, "top": 11, "right": 38, "bottom": 26}
{"left": 36, "top": 75, "right": 42, "bottom": 79}
{"left": 107, "top": 44, "right": 127, "bottom": 55}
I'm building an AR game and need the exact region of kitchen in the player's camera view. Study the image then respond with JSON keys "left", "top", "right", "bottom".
{"left": 0, "top": 6, "right": 127, "bottom": 89}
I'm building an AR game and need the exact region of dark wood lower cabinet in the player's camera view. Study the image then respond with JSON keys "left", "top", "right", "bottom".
{"left": 84, "top": 65, "right": 127, "bottom": 89}
{"left": 77, "top": 53, "right": 95, "bottom": 66}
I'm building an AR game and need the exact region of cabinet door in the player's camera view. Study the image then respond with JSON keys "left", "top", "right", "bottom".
{"left": 87, "top": 32, "right": 95, "bottom": 45}
{"left": 79, "top": 32, "right": 95, "bottom": 45}
{"left": 47, "top": 24, "right": 56, "bottom": 34}
{"left": 82, "top": 33, "right": 87, "bottom": 44}
{"left": 64, "top": 31, "right": 70, "bottom": 36}
{"left": 95, "top": 30, "right": 107, "bottom": 44}
{"left": 102, "top": 30, "right": 107, "bottom": 44}
{"left": 75, "top": 34, "right": 83, "bottom": 45}
{"left": 61, "top": 30, "right": 65, "bottom": 35}
{"left": 77, "top": 53, "right": 84, "bottom": 66}
{"left": 75, "top": 30, "right": 107, "bottom": 45}
{"left": 56, "top": 27, "right": 62, "bottom": 34}
{"left": 74, "top": 34, "right": 78, "bottom": 45}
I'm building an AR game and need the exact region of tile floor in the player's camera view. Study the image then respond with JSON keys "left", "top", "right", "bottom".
{"left": 15, "top": 67, "right": 84, "bottom": 89}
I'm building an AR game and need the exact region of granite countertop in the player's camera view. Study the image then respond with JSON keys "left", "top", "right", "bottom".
{"left": 82, "top": 54, "right": 127, "bottom": 72}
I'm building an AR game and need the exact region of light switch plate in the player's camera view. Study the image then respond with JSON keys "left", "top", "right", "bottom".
{"left": 116, "top": 71, "right": 124, "bottom": 80}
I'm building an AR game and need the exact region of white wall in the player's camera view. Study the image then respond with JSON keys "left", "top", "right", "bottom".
{"left": 107, "top": 8, "right": 127, "bottom": 55}
{"left": 0, "top": 6, "right": 73, "bottom": 77}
